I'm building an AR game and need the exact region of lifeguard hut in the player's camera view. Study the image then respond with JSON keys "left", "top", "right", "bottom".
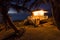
{"left": 24, "top": 10, "right": 48, "bottom": 26}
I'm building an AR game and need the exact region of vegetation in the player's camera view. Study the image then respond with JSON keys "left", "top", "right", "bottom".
{"left": 0, "top": 0, "right": 60, "bottom": 39}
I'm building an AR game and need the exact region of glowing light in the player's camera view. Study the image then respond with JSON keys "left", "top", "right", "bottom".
{"left": 32, "top": 10, "right": 48, "bottom": 16}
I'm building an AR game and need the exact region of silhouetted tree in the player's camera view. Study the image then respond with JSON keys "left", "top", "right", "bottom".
{"left": 49, "top": 0, "right": 60, "bottom": 30}
{"left": 0, "top": 0, "right": 25, "bottom": 37}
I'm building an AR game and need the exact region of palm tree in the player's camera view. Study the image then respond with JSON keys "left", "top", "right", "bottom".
{"left": 0, "top": 0, "right": 25, "bottom": 37}
{"left": 49, "top": 0, "right": 60, "bottom": 30}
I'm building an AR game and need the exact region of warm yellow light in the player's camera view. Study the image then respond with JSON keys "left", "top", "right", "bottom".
{"left": 32, "top": 10, "right": 48, "bottom": 16}
{"left": 32, "top": 11, "right": 39, "bottom": 16}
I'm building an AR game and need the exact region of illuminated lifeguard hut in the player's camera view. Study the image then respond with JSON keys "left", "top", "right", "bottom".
{"left": 24, "top": 10, "right": 48, "bottom": 26}
{"left": 31, "top": 10, "right": 48, "bottom": 26}
{"left": 32, "top": 10, "right": 48, "bottom": 20}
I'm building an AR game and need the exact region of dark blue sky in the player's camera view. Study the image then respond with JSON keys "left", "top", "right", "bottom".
{"left": 8, "top": 0, "right": 52, "bottom": 21}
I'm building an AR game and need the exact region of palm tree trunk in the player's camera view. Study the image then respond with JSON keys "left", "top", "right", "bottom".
{"left": 50, "top": 0, "right": 60, "bottom": 30}
{"left": 0, "top": 0, "right": 19, "bottom": 33}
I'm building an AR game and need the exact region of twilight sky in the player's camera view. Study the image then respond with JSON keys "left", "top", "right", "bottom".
{"left": 8, "top": 0, "right": 52, "bottom": 21}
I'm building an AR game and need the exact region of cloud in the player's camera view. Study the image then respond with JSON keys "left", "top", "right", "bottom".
{"left": 8, "top": 8, "right": 17, "bottom": 14}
